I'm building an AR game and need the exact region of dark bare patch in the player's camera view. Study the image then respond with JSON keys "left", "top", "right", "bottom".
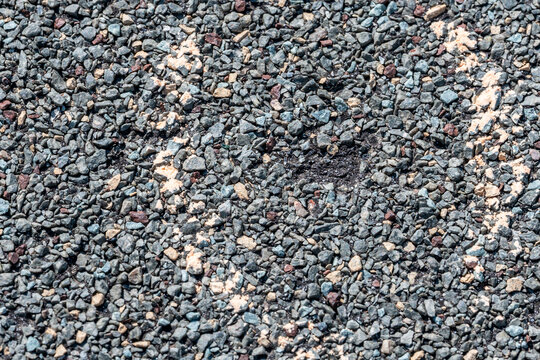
{"left": 286, "top": 144, "right": 363, "bottom": 187}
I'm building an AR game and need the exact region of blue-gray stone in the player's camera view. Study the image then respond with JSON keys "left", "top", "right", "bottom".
{"left": 440, "top": 89, "right": 459, "bottom": 104}
{"left": 387, "top": 1, "right": 398, "bottom": 14}
{"left": 186, "top": 312, "right": 200, "bottom": 321}
{"left": 369, "top": 4, "right": 386, "bottom": 17}
{"left": 126, "top": 222, "right": 145, "bottom": 230}
{"left": 0, "top": 198, "right": 9, "bottom": 215}
{"left": 415, "top": 60, "right": 429, "bottom": 73}
{"left": 361, "top": 17, "right": 374, "bottom": 28}
{"left": 87, "top": 224, "right": 100, "bottom": 234}
{"left": 507, "top": 33, "right": 522, "bottom": 43}
{"left": 335, "top": 97, "right": 349, "bottom": 112}
{"left": 157, "top": 40, "right": 171, "bottom": 53}
{"left": 272, "top": 245, "right": 285, "bottom": 257}
{"left": 280, "top": 111, "right": 293, "bottom": 122}
{"left": 321, "top": 282, "right": 333, "bottom": 296}
{"left": 506, "top": 325, "right": 524, "bottom": 337}
{"left": 243, "top": 312, "right": 260, "bottom": 325}
{"left": 26, "top": 337, "right": 40, "bottom": 352}
{"left": 108, "top": 24, "right": 121, "bottom": 37}
{"left": 524, "top": 108, "right": 538, "bottom": 121}
{"left": 312, "top": 109, "right": 330, "bottom": 124}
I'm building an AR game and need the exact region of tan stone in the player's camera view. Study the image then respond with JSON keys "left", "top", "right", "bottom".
{"left": 133, "top": 341, "right": 150, "bottom": 348}
{"left": 237, "top": 235, "right": 257, "bottom": 250}
{"left": 411, "top": 350, "right": 425, "bottom": 360}
{"left": 424, "top": 4, "right": 447, "bottom": 21}
{"left": 506, "top": 277, "right": 523, "bottom": 293}
{"left": 233, "top": 30, "right": 249, "bottom": 43}
{"left": 348, "top": 256, "right": 362, "bottom": 272}
{"left": 75, "top": 330, "right": 87, "bottom": 344}
{"left": 91, "top": 293, "right": 105, "bottom": 307}
{"left": 54, "top": 345, "right": 67, "bottom": 358}
{"left": 163, "top": 247, "right": 179, "bottom": 261}
{"left": 464, "top": 349, "right": 478, "bottom": 360}
{"left": 118, "top": 323, "right": 127, "bottom": 334}
{"left": 107, "top": 174, "right": 121, "bottom": 191}
{"left": 213, "top": 87, "right": 231, "bottom": 98}
{"left": 234, "top": 183, "right": 249, "bottom": 200}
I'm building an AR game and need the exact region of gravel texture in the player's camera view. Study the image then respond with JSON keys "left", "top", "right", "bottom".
{"left": 0, "top": 0, "right": 539, "bottom": 359}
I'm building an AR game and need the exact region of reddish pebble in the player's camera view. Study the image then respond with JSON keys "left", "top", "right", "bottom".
{"left": 320, "top": 39, "right": 333, "bottom": 47}
{"left": 327, "top": 292, "right": 341, "bottom": 307}
{"left": 92, "top": 33, "right": 105, "bottom": 45}
{"left": 205, "top": 33, "right": 222, "bottom": 47}
{"left": 383, "top": 64, "right": 396, "bottom": 78}
{"left": 75, "top": 66, "right": 84, "bottom": 76}
{"left": 384, "top": 210, "right": 396, "bottom": 222}
{"left": 54, "top": 17, "right": 66, "bottom": 29}
{"left": 372, "top": 279, "right": 381, "bottom": 287}
{"left": 129, "top": 211, "right": 149, "bottom": 224}
{"left": 3, "top": 110, "right": 16, "bottom": 121}
{"left": 284, "top": 323, "right": 298, "bottom": 337}
{"left": 443, "top": 123, "right": 458, "bottom": 137}
{"left": 414, "top": 5, "right": 425, "bottom": 17}
{"left": 270, "top": 84, "right": 281, "bottom": 100}
{"left": 266, "top": 211, "right": 278, "bottom": 221}
{"left": 190, "top": 171, "right": 201, "bottom": 183}
{"left": 437, "top": 44, "right": 446, "bottom": 56}
{"left": 262, "top": 74, "right": 271, "bottom": 80}
{"left": 18, "top": 174, "right": 29, "bottom": 190}
{"left": 284, "top": 264, "right": 294, "bottom": 273}
{"left": 431, "top": 236, "right": 443, "bottom": 247}
{"left": 0, "top": 100, "right": 11, "bottom": 110}
{"left": 235, "top": 0, "right": 246, "bottom": 12}
{"left": 8, "top": 252, "right": 19, "bottom": 264}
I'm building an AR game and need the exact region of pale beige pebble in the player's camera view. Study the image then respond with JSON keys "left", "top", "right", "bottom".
{"left": 105, "top": 227, "right": 121, "bottom": 239}
{"left": 302, "top": 12, "right": 314, "bottom": 21}
{"left": 163, "top": 247, "right": 179, "bottom": 261}
{"left": 464, "top": 349, "right": 478, "bottom": 360}
{"left": 381, "top": 339, "right": 395, "bottom": 355}
{"left": 42, "top": 288, "right": 55, "bottom": 297}
{"left": 54, "top": 344, "right": 67, "bottom": 358}
{"left": 463, "top": 255, "right": 478, "bottom": 269}
{"left": 17, "top": 110, "right": 26, "bottom": 126}
{"left": 233, "top": 29, "right": 249, "bottom": 43}
{"left": 242, "top": 46, "right": 251, "bottom": 63}
{"left": 107, "top": 174, "right": 121, "bottom": 191}
{"left": 411, "top": 350, "right": 425, "bottom": 360}
{"left": 506, "top": 277, "right": 523, "bottom": 293}
{"left": 395, "top": 301, "right": 405, "bottom": 311}
{"left": 348, "top": 255, "right": 362, "bottom": 272}
{"left": 179, "top": 24, "right": 196, "bottom": 35}
{"left": 270, "top": 99, "right": 283, "bottom": 111}
{"left": 66, "top": 78, "right": 76, "bottom": 89}
{"left": 326, "top": 270, "right": 342, "bottom": 284}
{"left": 495, "top": 264, "right": 507, "bottom": 272}
{"left": 460, "top": 273, "right": 475, "bottom": 284}
{"left": 234, "top": 182, "right": 249, "bottom": 200}
{"left": 75, "top": 330, "right": 87, "bottom": 344}
{"left": 146, "top": 311, "right": 156, "bottom": 320}
{"left": 430, "top": 21, "right": 445, "bottom": 39}
{"left": 213, "top": 87, "right": 232, "bottom": 98}
{"left": 120, "top": 13, "right": 134, "bottom": 25}
{"left": 408, "top": 272, "right": 417, "bottom": 284}
{"left": 490, "top": 25, "right": 500, "bottom": 34}
{"left": 228, "top": 73, "right": 238, "bottom": 83}
{"left": 54, "top": 167, "right": 63, "bottom": 175}
{"left": 230, "top": 294, "right": 249, "bottom": 313}
{"left": 445, "top": 26, "right": 477, "bottom": 53}
{"left": 403, "top": 242, "right": 416, "bottom": 252}
{"left": 237, "top": 235, "right": 257, "bottom": 250}
{"left": 382, "top": 242, "right": 396, "bottom": 251}
{"left": 94, "top": 68, "right": 104, "bottom": 78}
{"left": 185, "top": 246, "right": 204, "bottom": 274}
{"left": 347, "top": 97, "right": 361, "bottom": 107}
{"left": 91, "top": 293, "right": 105, "bottom": 306}
{"left": 209, "top": 281, "right": 224, "bottom": 294}
{"left": 133, "top": 341, "right": 150, "bottom": 348}
{"left": 266, "top": 292, "right": 276, "bottom": 302}
{"left": 424, "top": 4, "right": 447, "bottom": 21}
{"left": 484, "top": 184, "right": 500, "bottom": 198}
{"left": 118, "top": 323, "right": 127, "bottom": 334}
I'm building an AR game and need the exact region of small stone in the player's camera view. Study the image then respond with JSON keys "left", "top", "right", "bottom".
{"left": 235, "top": 0, "right": 246, "bottom": 12}
{"left": 26, "top": 337, "right": 40, "bottom": 352}
{"left": 54, "top": 344, "right": 67, "bottom": 358}
{"left": 75, "top": 331, "right": 87, "bottom": 344}
{"left": 133, "top": 341, "right": 150, "bottom": 348}
{"left": 441, "top": 89, "right": 459, "bottom": 104}
{"left": 348, "top": 256, "right": 362, "bottom": 272}
{"left": 424, "top": 4, "right": 447, "bottom": 21}
{"left": 205, "top": 33, "right": 222, "bottom": 46}
{"left": 384, "top": 64, "right": 397, "bottom": 78}
{"left": 164, "top": 247, "right": 179, "bottom": 261}
{"left": 91, "top": 293, "right": 105, "bottom": 306}
{"left": 381, "top": 339, "right": 395, "bottom": 355}
{"left": 234, "top": 183, "right": 249, "bottom": 200}
{"left": 183, "top": 155, "right": 206, "bottom": 171}
{"left": 506, "top": 277, "right": 523, "bottom": 293}
{"left": 213, "top": 88, "right": 232, "bottom": 98}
